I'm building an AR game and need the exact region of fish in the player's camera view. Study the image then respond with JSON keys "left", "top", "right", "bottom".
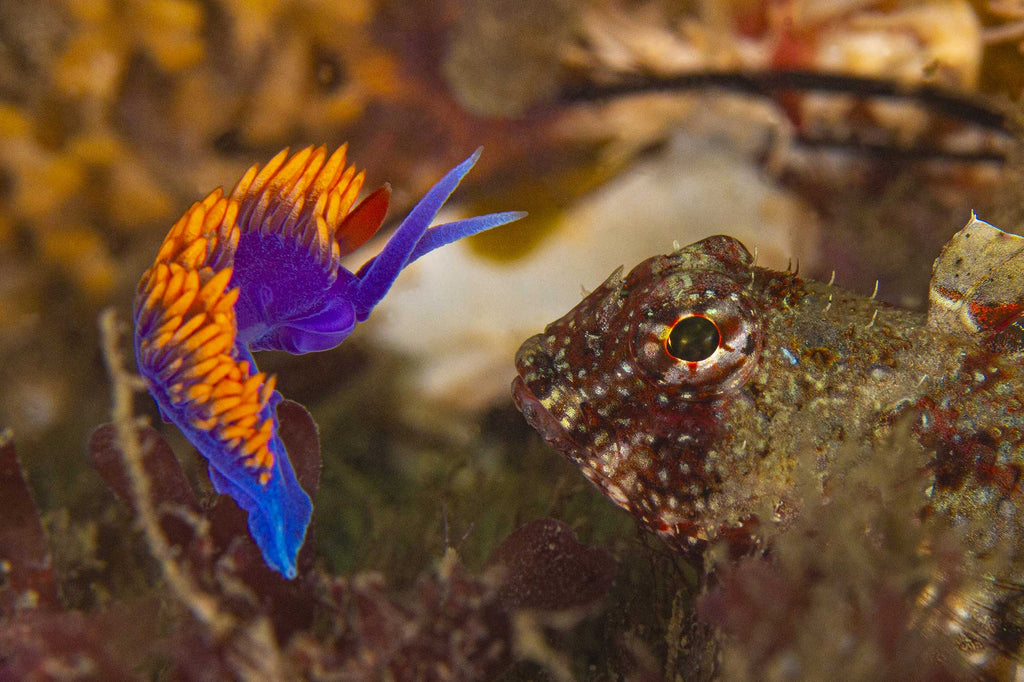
{"left": 134, "top": 145, "right": 524, "bottom": 577}
{"left": 512, "top": 216, "right": 1024, "bottom": 673}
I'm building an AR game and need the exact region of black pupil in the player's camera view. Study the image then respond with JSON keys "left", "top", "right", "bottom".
{"left": 667, "top": 315, "right": 720, "bottom": 362}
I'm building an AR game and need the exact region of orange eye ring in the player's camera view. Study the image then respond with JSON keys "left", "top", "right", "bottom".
{"left": 632, "top": 271, "right": 762, "bottom": 401}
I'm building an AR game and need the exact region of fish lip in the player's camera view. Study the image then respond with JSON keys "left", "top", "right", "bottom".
{"left": 510, "top": 374, "right": 536, "bottom": 414}
{"left": 510, "top": 374, "right": 556, "bottom": 436}
{"left": 511, "top": 375, "right": 585, "bottom": 458}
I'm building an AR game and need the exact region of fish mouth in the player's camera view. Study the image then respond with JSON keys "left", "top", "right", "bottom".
{"left": 511, "top": 374, "right": 583, "bottom": 458}
{"left": 512, "top": 332, "right": 587, "bottom": 461}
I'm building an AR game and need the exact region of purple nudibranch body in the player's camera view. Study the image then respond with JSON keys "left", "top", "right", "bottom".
{"left": 134, "top": 146, "right": 524, "bottom": 577}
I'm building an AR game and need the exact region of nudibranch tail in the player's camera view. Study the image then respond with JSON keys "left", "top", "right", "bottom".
{"left": 199, "top": 349, "right": 311, "bottom": 578}
{"left": 134, "top": 144, "right": 522, "bottom": 578}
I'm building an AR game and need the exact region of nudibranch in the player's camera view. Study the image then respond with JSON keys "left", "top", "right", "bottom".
{"left": 134, "top": 146, "right": 523, "bottom": 577}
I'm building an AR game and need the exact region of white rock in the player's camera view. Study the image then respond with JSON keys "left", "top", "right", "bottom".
{"left": 355, "top": 135, "right": 819, "bottom": 410}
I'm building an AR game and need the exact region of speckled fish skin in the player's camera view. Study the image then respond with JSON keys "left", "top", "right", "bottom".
{"left": 513, "top": 234, "right": 1024, "bottom": 663}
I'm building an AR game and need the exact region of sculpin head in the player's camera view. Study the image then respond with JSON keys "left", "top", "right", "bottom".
{"left": 513, "top": 235, "right": 948, "bottom": 554}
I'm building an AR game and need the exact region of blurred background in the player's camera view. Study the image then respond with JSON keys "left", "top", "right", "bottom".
{"left": 1, "top": 0, "right": 1023, "bottom": 673}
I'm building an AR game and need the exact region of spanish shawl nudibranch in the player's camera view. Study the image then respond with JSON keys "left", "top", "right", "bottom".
{"left": 133, "top": 146, "right": 524, "bottom": 577}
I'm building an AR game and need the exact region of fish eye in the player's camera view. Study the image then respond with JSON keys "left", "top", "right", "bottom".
{"left": 632, "top": 271, "right": 762, "bottom": 401}
{"left": 666, "top": 315, "right": 720, "bottom": 362}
